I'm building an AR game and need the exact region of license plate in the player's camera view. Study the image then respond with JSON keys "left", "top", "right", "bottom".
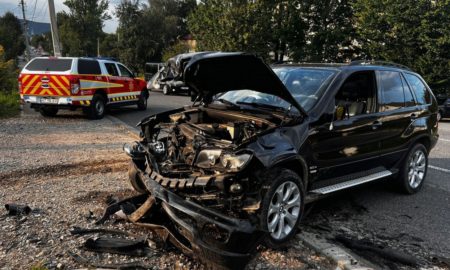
{"left": 40, "top": 98, "right": 58, "bottom": 104}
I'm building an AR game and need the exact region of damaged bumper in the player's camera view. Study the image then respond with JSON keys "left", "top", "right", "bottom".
{"left": 137, "top": 171, "right": 264, "bottom": 269}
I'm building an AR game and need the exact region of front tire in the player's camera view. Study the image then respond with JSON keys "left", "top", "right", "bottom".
{"left": 39, "top": 106, "right": 58, "bottom": 117}
{"left": 397, "top": 144, "right": 428, "bottom": 194}
{"left": 86, "top": 94, "right": 106, "bottom": 119}
{"left": 260, "top": 169, "right": 305, "bottom": 248}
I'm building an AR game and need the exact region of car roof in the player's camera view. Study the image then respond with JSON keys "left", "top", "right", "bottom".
{"left": 273, "top": 61, "right": 413, "bottom": 73}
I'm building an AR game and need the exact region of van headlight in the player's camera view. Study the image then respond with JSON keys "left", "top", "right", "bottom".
{"left": 220, "top": 153, "right": 252, "bottom": 171}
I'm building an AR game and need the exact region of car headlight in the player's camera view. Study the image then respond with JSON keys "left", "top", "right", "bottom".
{"left": 220, "top": 153, "right": 251, "bottom": 171}
{"left": 196, "top": 149, "right": 223, "bottom": 168}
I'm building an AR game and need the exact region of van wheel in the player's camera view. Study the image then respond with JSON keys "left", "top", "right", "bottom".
{"left": 397, "top": 144, "right": 428, "bottom": 194}
{"left": 162, "top": 85, "right": 170, "bottom": 95}
{"left": 137, "top": 91, "right": 148, "bottom": 110}
{"left": 39, "top": 106, "right": 58, "bottom": 117}
{"left": 437, "top": 111, "right": 442, "bottom": 121}
{"left": 260, "top": 169, "right": 304, "bottom": 248}
{"left": 87, "top": 94, "right": 106, "bottom": 119}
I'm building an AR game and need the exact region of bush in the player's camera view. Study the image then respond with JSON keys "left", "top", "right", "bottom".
{"left": 0, "top": 91, "right": 19, "bottom": 118}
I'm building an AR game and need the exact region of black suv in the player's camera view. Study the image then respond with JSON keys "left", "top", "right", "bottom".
{"left": 124, "top": 53, "right": 439, "bottom": 269}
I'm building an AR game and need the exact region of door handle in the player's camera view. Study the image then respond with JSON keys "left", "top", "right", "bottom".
{"left": 372, "top": 120, "right": 382, "bottom": 130}
{"left": 410, "top": 113, "right": 418, "bottom": 120}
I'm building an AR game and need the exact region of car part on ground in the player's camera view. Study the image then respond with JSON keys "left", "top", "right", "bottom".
{"left": 4, "top": 203, "right": 32, "bottom": 216}
{"left": 122, "top": 52, "right": 439, "bottom": 269}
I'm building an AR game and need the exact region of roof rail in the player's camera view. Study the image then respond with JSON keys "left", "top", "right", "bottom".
{"left": 349, "top": 60, "right": 412, "bottom": 71}
{"left": 273, "top": 62, "right": 346, "bottom": 68}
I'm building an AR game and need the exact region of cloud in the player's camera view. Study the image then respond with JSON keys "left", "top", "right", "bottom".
{"left": 0, "top": 0, "right": 119, "bottom": 33}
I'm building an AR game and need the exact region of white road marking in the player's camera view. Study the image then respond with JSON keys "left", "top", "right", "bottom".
{"left": 439, "top": 138, "right": 450, "bottom": 142}
{"left": 429, "top": 165, "right": 450, "bottom": 174}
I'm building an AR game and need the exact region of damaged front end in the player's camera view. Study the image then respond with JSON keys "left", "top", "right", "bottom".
{"left": 122, "top": 106, "right": 281, "bottom": 268}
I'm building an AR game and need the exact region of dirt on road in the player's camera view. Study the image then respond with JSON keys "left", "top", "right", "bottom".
{"left": 0, "top": 112, "right": 334, "bottom": 270}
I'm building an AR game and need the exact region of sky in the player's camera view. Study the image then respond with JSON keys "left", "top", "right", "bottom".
{"left": 0, "top": 0, "right": 120, "bottom": 33}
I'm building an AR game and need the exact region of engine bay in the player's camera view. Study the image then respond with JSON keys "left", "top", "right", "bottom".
{"left": 141, "top": 107, "right": 280, "bottom": 178}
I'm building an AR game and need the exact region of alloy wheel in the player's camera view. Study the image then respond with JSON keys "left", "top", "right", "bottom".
{"left": 408, "top": 149, "right": 426, "bottom": 189}
{"left": 267, "top": 181, "right": 301, "bottom": 240}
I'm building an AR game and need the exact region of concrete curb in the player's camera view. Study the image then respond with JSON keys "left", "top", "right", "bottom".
{"left": 297, "top": 232, "right": 377, "bottom": 270}
{"left": 106, "top": 115, "right": 141, "bottom": 139}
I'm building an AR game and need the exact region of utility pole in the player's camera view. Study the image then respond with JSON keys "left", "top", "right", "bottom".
{"left": 97, "top": 38, "right": 100, "bottom": 57}
{"left": 48, "top": 0, "right": 62, "bottom": 56}
{"left": 19, "top": 0, "right": 32, "bottom": 61}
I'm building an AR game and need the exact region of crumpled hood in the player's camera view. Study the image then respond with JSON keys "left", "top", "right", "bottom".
{"left": 183, "top": 52, "right": 305, "bottom": 114}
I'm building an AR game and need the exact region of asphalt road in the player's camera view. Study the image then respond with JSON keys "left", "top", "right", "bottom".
{"left": 25, "top": 91, "right": 450, "bottom": 264}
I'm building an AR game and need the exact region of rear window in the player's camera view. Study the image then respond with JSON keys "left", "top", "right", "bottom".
{"left": 25, "top": 58, "right": 72, "bottom": 72}
{"left": 78, "top": 59, "right": 101, "bottom": 75}
{"left": 404, "top": 73, "right": 431, "bottom": 105}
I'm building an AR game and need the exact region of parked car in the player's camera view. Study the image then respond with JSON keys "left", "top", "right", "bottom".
{"left": 123, "top": 52, "right": 439, "bottom": 269}
{"left": 436, "top": 93, "right": 450, "bottom": 121}
{"left": 19, "top": 57, "right": 149, "bottom": 119}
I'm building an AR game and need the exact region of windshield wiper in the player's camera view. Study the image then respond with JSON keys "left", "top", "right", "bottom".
{"left": 216, "top": 98, "right": 241, "bottom": 109}
{"left": 235, "top": 101, "right": 287, "bottom": 112}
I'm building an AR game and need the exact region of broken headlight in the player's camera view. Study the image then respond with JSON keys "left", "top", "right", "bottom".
{"left": 196, "top": 149, "right": 223, "bottom": 168}
{"left": 220, "top": 153, "right": 251, "bottom": 171}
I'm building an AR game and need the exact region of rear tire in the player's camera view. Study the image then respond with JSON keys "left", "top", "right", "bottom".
{"left": 39, "top": 106, "right": 58, "bottom": 117}
{"left": 137, "top": 90, "right": 148, "bottom": 111}
{"left": 396, "top": 144, "right": 428, "bottom": 194}
{"left": 260, "top": 169, "right": 305, "bottom": 248}
{"left": 86, "top": 94, "right": 106, "bottom": 119}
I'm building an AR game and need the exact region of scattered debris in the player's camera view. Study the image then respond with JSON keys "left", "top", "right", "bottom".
{"left": 4, "top": 203, "right": 31, "bottom": 216}
{"left": 68, "top": 251, "right": 151, "bottom": 269}
{"left": 83, "top": 237, "right": 154, "bottom": 257}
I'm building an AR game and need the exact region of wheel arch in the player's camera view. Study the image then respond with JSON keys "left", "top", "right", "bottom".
{"left": 269, "top": 156, "right": 309, "bottom": 189}
{"left": 411, "top": 134, "right": 431, "bottom": 153}
{"left": 93, "top": 89, "right": 108, "bottom": 103}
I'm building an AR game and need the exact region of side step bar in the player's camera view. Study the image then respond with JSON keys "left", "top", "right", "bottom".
{"left": 310, "top": 170, "right": 392, "bottom": 195}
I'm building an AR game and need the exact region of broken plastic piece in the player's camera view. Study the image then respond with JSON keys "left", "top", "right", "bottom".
{"left": 5, "top": 204, "right": 31, "bottom": 216}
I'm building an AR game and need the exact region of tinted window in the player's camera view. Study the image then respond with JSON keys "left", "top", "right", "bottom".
{"left": 401, "top": 75, "right": 416, "bottom": 107}
{"left": 104, "top": 63, "right": 119, "bottom": 76}
{"left": 379, "top": 71, "right": 405, "bottom": 111}
{"left": 25, "top": 58, "right": 72, "bottom": 72}
{"left": 78, "top": 59, "right": 101, "bottom": 75}
{"left": 404, "top": 73, "right": 431, "bottom": 105}
{"left": 118, "top": 64, "right": 133, "bottom": 77}
{"left": 273, "top": 67, "right": 337, "bottom": 111}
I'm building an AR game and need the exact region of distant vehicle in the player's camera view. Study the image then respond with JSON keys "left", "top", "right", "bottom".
{"left": 436, "top": 93, "right": 449, "bottom": 121}
{"left": 145, "top": 62, "right": 165, "bottom": 91}
{"left": 19, "top": 57, "right": 149, "bottom": 119}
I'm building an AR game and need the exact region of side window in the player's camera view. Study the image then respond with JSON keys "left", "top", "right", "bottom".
{"left": 334, "top": 71, "right": 376, "bottom": 120}
{"left": 78, "top": 59, "right": 101, "bottom": 75}
{"left": 401, "top": 74, "right": 416, "bottom": 107}
{"left": 378, "top": 71, "right": 405, "bottom": 111}
{"left": 118, "top": 64, "right": 133, "bottom": 78}
{"left": 404, "top": 73, "right": 431, "bottom": 105}
{"left": 104, "top": 63, "right": 119, "bottom": 76}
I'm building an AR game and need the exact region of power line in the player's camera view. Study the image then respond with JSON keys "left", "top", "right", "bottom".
{"left": 31, "top": 0, "right": 38, "bottom": 21}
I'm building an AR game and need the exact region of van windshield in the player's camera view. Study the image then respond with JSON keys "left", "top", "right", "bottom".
{"left": 25, "top": 58, "right": 72, "bottom": 72}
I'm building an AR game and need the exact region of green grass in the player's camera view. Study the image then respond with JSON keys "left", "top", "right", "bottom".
{"left": 0, "top": 91, "right": 20, "bottom": 118}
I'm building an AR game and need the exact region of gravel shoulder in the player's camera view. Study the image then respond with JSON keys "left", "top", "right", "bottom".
{"left": 0, "top": 112, "right": 335, "bottom": 270}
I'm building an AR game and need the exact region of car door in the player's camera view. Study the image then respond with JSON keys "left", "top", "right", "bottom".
{"left": 375, "top": 70, "right": 419, "bottom": 169}
{"left": 309, "top": 70, "right": 385, "bottom": 182}
{"left": 117, "top": 63, "right": 138, "bottom": 98}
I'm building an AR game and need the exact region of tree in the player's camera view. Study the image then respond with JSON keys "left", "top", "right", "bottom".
{"left": 0, "top": 12, "right": 25, "bottom": 61}
{"left": 116, "top": 0, "right": 197, "bottom": 71}
{"left": 99, "top": 33, "right": 119, "bottom": 59}
{"left": 0, "top": 45, "right": 18, "bottom": 93}
{"left": 31, "top": 32, "right": 53, "bottom": 55}
{"left": 58, "top": 0, "right": 111, "bottom": 56}
{"left": 354, "top": 0, "right": 450, "bottom": 92}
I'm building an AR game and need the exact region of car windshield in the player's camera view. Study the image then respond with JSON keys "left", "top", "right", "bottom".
{"left": 273, "top": 67, "right": 337, "bottom": 111}
{"left": 215, "top": 90, "right": 300, "bottom": 114}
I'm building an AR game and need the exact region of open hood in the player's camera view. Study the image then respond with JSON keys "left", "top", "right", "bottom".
{"left": 183, "top": 52, "right": 305, "bottom": 115}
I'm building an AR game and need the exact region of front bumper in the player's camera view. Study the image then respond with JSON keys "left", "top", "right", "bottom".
{"left": 129, "top": 164, "right": 264, "bottom": 269}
